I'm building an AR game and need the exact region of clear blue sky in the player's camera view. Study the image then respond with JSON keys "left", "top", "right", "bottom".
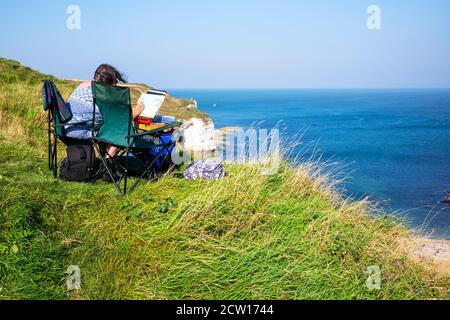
{"left": 1, "top": 0, "right": 449, "bottom": 89}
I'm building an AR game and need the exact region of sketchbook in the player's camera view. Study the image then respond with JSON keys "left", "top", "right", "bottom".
{"left": 138, "top": 89, "right": 168, "bottom": 119}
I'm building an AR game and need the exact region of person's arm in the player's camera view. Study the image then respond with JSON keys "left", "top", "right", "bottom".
{"left": 132, "top": 96, "right": 144, "bottom": 119}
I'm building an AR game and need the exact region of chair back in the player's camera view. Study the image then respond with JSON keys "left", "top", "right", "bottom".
{"left": 91, "top": 82, "right": 135, "bottom": 147}
{"left": 42, "top": 80, "right": 73, "bottom": 137}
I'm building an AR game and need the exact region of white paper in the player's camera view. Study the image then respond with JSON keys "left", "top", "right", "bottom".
{"left": 140, "top": 93, "right": 166, "bottom": 118}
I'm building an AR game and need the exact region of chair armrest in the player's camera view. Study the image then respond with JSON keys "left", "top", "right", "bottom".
{"left": 129, "top": 121, "right": 183, "bottom": 138}
{"left": 53, "top": 120, "right": 90, "bottom": 128}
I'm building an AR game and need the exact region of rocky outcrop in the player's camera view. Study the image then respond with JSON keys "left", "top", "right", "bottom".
{"left": 185, "top": 99, "right": 198, "bottom": 110}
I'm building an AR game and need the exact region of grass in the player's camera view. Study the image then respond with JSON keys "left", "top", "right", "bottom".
{"left": 0, "top": 57, "right": 448, "bottom": 300}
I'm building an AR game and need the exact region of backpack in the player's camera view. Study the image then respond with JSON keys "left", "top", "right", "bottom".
{"left": 183, "top": 159, "right": 227, "bottom": 180}
{"left": 60, "top": 145, "right": 98, "bottom": 182}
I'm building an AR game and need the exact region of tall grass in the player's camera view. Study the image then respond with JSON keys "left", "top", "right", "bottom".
{"left": 0, "top": 58, "right": 448, "bottom": 300}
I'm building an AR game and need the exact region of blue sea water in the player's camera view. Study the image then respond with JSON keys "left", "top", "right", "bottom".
{"left": 171, "top": 89, "right": 450, "bottom": 239}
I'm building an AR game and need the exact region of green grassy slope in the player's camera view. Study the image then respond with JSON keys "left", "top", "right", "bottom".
{"left": 0, "top": 58, "right": 448, "bottom": 300}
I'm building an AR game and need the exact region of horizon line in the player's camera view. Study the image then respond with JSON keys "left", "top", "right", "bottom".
{"left": 165, "top": 87, "right": 450, "bottom": 91}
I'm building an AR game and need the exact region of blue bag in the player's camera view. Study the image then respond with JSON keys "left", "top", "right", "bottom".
{"left": 148, "top": 135, "right": 175, "bottom": 172}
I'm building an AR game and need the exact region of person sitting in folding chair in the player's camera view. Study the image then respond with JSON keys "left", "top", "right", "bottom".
{"left": 90, "top": 82, "right": 182, "bottom": 195}
{"left": 65, "top": 64, "right": 144, "bottom": 159}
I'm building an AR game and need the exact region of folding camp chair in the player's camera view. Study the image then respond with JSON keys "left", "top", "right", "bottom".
{"left": 90, "top": 82, "right": 182, "bottom": 195}
{"left": 42, "top": 80, "right": 91, "bottom": 178}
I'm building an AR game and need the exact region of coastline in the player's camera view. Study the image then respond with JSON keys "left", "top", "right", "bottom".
{"left": 1, "top": 57, "right": 448, "bottom": 299}
{"left": 86, "top": 78, "right": 450, "bottom": 277}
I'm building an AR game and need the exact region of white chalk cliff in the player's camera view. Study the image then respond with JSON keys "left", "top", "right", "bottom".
{"left": 180, "top": 118, "right": 216, "bottom": 152}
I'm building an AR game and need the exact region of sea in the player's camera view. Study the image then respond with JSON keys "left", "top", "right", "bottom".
{"left": 171, "top": 89, "right": 450, "bottom": 239}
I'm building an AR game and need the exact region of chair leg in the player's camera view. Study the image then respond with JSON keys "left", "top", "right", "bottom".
{"left": 93, "top": 143, "right": 123, "bottom": 195}
{"left": 92, "top": 140, "right": 176, "bottom": 195}
{"left": 129, "top": 144, "right": 170, "bottom": 193}
{"left": 48, "top": 132, "right": 52, "bottom": 171}
{"left": 48, "top": 113, "right": 53, "bottom": 171}
{"left": 123, "top": 147, "right": 130, "bottom": 195}
{"left": 91, "top": 143, "right": 109, "bottom": 183}
{"left": 52, "top": 133, "right": 58, "bottom": 179}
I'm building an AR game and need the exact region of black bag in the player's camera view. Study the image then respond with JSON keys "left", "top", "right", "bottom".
{"left": 60, "top": 145, "right": 98, "bottom": 182}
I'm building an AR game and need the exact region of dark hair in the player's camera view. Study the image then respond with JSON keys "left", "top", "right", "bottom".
{"left": 94, "top": 64, "right": 127, "bottom": 86}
